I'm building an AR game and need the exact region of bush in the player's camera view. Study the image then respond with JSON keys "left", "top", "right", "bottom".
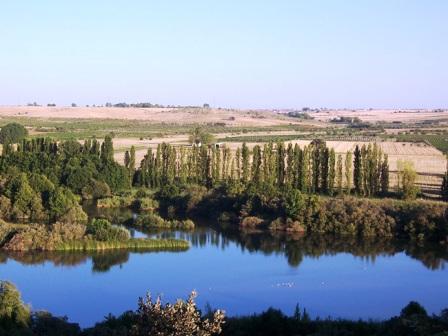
{"left": 136, "top": 197, "right": 159, "bottom": 211}
{"left": 81, "top": 179, "right": 111, "bottom": 200}
{"left": 134, "top": 214, "right": 195, "bottom": 230}
{"left": 87, "top": 219, "right": 130, "bottom": 242}
{"left": 1, "top": 222, "right": 87, "bottom": 251}
{"left": 240, "top": 216, "right": 264, "bottom": 229}
{"left": 97, "top": 195, "right": 134, "bottom": 208}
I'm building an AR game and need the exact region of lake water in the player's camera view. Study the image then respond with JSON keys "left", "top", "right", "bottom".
{"left": 1, "top": 207, "right": 447, "bottom": 327}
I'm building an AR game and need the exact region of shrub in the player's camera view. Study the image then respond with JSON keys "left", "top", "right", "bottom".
{"left": 134, "top": 214, "right": 195, "bottom": 230}
{"left": 81, "top": 179, "right": 111, "bottom": 200}
{"left": 87, "top": 219, "right": 130, "bottom": 242}
{"left": 133, "top": 291, "right": 224, "bottom": 336}
{"left": 135, "top": 197, "right": 159, "bottom": 211}
{"left": 240, "top": 216, "right": 264, "bottom": 229}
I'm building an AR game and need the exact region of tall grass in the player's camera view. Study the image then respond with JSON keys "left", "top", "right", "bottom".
{"left": 56, "top": 238, "right": 189, "bottom": 251}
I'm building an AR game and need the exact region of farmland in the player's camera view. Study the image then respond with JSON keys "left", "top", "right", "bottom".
{"left": 0, "top": 106, "right": 447, "bottom": 194}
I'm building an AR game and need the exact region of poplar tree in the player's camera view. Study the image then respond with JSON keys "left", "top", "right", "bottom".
{"left": 353, "top": 145, "right": 362, "bottom": 195}
{"left": 328, "top": 148, "right": 336, "bottom": 195}
{"left": 320, "top": 147, "right": 329, "bottom": 194}
{"left": 130, "top": 146, "right": 136, "bottom": 174}
{"left": 124, "top": 150, "right": 131, "bottom": 169}
{"left": 251, "top": 145, "right": 262, "bottom": 186}
{"left": 286, "top": 143, "right": 294, "bottom": 187}
{"left": 311, "top": 146, "right": 320, "bottom": 193}
{"left": 100, "top": 135, "right": 114, "bottom": 162}
{"left": 241, "top": 143, "right": 250, "bottom": 184}
{"left": 380, "top": 154, "right": 389, "bottom": 195}
{"left": 345, "top": 151, "right": 352, "bottom": 194}
{"left": 336, "top": 154, "right": 343, "bottom": 194}
{"left": 235, "top": 147, "right": 241, "bottom": 181}
{"left": 277, "top": 142, "right": 286, "bottom": 187}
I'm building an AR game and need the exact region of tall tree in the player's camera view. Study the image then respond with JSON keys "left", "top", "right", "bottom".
{"left": 100, "top": 135, "right": 114, "bottom": 162}
{"left": 328, "top": 148, "right": 336, "bottom": 195}
{"left": 241, "top": 143, "right": 250, "bottom": 184}
{"left": 336, "top": 154, "right": 343, "bottom": 194}
{"left": 353, "top": 145, "right": 362, "bottom": 195}
{"left": 251, "top": 145, "right": 262, "bottom": 186}
{"left": 345, "top": 151, "right": 352, "bottom": 194}
{"left": 380, "top": 154, "right": 389, "bottom": 195}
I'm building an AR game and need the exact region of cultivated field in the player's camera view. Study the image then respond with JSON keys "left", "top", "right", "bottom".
{"left": 0, "top": 105, "right": 446, "bottom": 193}
{"left": 0, "top": 106, "right": 306, "bottom": 127}
{"left": 311, "top": 108, "right": 448, "bottom": 123}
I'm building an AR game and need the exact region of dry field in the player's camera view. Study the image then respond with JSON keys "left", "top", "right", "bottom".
{"left": 0, "top": 106, "right": 304, "bottom": 127}
{"left": 311, "top": 108, "right": 448, "bottom": 123}
{"left": 1, "top": 105, "right": 445, "bottom": 192}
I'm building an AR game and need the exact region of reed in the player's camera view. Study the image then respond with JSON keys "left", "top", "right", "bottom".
{"left": 56, "top": 238, "right": 189, "bottom": 251}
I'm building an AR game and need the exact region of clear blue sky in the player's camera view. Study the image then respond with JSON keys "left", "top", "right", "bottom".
{"left": 0, "top": 0, "right": 447, "bottom": 109}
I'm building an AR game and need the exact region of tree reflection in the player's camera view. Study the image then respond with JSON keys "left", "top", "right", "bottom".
{"left": 1, "top": 227, "right": 446, "bottom": 271}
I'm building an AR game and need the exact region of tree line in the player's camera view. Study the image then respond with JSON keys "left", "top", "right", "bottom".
{"left": 133, "top": 140, "right": 391, "bottom": 198}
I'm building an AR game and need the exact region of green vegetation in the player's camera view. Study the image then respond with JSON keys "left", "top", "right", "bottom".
{"left": 397, "top": 160, "right": 420, "bottom": 200}
{"left": 56, "top": 238, "right": 189, "bottom": 251}
{"left": 134, "top": 141, "right": 390, "bottom": 199}
{"left": 134, "top": 213, "right": 195, "bottom": 230}
{"left": 0, "top": 122, "right": 28, "bottom": 144}
{"left": 189, "top": 126, "right": 216, "bottom": 145}
{"left": 0, "top": 219, "right": 189, "bottom": 252}
{"left": 0, "top": 281, "right": 31, "bottom": 333}
{"left": 1, "top": 281, "right": 447, "bottom": 336}
{"left": 97, "top": 190, "right": 158, "bottom": 211}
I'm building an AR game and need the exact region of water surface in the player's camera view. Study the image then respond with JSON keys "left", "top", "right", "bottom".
{"left": 1, "top": 211, "right": 447, "bottom": 327}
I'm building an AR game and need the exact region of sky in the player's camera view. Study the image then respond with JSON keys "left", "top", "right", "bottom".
{"left": 0, "top": 0, "right": 447, "bottom": 109}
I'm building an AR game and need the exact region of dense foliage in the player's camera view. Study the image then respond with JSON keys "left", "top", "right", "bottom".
{"left": 134, "top": 141, "right": 390, "bottom": 198}
{"left": 0, "top": 123, "right": 28, "bottom": 145}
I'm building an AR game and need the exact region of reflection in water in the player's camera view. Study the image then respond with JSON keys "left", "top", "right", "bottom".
{"left": 1, "top": 226, "right": 446, "bottom": 271}
{"left": 151, "top": 228, "right": 448, "bottom": 270}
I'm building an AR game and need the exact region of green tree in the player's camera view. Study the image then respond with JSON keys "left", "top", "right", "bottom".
{"left": 380, "top": 154, "right": 390, "bottom": 195}
{"left": 0, "top": 281, "right": 30, "bottom": 330}
{"left": 353, "top": 145, "right": 362, "bottom": 195}
{"left": 336, "top": 154, "right": 343, "bottom": 194}
{"left": 345, "top": 151, "right": 352, "bottom": 194}
{"left": 251, "top": 145, "right": 262, "bottom": 185}
{"left": 328, "top": 148, "right": 336, "bottom": 195}
{"left": 241, "top": 143, "right": 250, "bottom": 184}
{"left": 188, "top": 127, "right": 215, "bottom": 145}
{"left": 100, "top": 135, "right": 114, "bottom": 162}
{"left": 0, "top": 123, "right": 28, "bottom": 144}
{"left": 397, "top": 160, "right": 419, "bottom": 200}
